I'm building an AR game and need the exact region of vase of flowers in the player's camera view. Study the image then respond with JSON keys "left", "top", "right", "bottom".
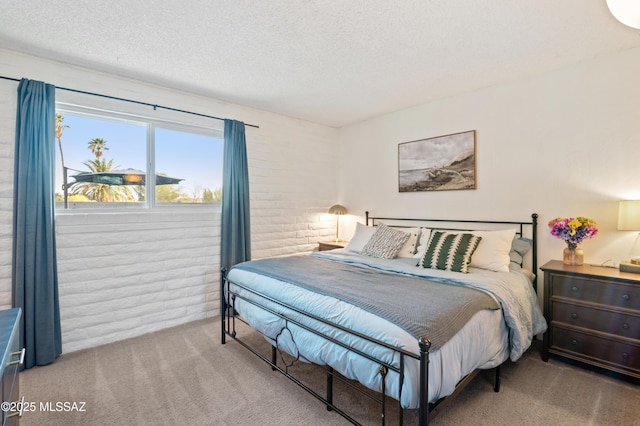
{"left": 548, "top": 216, "right": 598, "bottom": 266}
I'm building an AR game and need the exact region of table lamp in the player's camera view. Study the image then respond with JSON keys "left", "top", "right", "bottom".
{"left": 618, "top": 200, "right": 640, "bottom": 273}
{"left": 328, "top": 204, "right": 347, "bottom": 242}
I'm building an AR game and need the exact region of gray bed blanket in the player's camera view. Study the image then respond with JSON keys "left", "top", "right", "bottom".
{"left": 231, "top": 256, "right": 499, "bottom": 350}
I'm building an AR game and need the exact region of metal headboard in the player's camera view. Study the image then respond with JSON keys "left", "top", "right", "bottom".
{"left": 365, "top": 211, "right": 539, "bottom": 292}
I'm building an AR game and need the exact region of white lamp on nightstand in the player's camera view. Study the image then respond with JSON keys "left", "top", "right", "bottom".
{"left": 618, "top": 200, "right": 640, "bottom": 273}
{"left": 328, "top": 204, "right": 347, "bottom": 242}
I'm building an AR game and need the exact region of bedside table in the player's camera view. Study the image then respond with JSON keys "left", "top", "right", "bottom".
{"left": 540, "top": 260, "right": 640, "bottom": 378}
{"left": 318, "top": 241, "right": 346, "bottom": 251}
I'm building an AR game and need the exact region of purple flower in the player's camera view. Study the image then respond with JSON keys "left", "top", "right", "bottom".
{"left": 548, "top": 216, "right": 598, "bottom": 245}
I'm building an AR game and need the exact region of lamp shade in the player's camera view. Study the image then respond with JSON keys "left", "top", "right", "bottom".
{"left": 607, "top": 0, "right": 640, "bottom": 29}
{"left": 618, "top": 200, "right": 640, "bottom": 230}
{"left": 328, "top": 204, "right": 347, "bottom": 215}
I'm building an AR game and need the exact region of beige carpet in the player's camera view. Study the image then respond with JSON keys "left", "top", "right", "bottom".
{"left": 19, "top": 318, "right": 640, "bottom": 426}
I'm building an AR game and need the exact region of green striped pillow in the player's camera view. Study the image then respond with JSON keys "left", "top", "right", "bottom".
{"left": 418, "top": 231, "right": 482, "bottom": 273}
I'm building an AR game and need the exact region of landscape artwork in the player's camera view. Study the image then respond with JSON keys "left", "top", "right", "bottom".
{"left": 398, "top": 130, "right": 476, "bottom": 192}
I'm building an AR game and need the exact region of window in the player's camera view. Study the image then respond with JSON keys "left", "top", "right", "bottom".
{"left": 55, "top": 105, "right": 223, "bottom": 210}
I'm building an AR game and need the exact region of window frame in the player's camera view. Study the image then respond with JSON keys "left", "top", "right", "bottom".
{"left": 55, "top": 103, "right": 224, "bottom": 212}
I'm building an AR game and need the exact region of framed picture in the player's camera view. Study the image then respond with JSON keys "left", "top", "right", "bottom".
{"left": 398, "top": 130, "right": 476, "bottom": 192}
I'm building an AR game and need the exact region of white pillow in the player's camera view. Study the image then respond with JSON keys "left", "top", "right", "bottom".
{"left": 345, "top": 222, "right": 377, "bottom": 253}
{"left": 396, "top": 227, "right": 421, "bottom": 258}
{"left": 413, "top": 228, "right": 432, "bottom": 259}
{"left": 469, "top": 228, "right": 517, "bottom": 272}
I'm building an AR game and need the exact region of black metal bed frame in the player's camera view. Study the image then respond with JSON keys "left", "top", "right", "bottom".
{"left": 221, "top": 212, "right": 538, "bottom": 425}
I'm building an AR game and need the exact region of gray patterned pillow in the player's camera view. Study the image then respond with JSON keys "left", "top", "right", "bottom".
{"left": 361, "top": 224, "right": 411, "bottom": 259}
{"left": 418, "top": 231, "right": 482, "bottom": 273}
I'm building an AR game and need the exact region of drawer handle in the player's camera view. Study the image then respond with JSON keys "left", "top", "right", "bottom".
{"left": 9, "top": 348, "right": 25, "bottom": 366}
{"left": 571, "top": 339, "right": 578, "bottom": 346}
{"left": 622, "top": 352, "right": 629, "bottom": 360}
{"left": 571, "top": 312, "right": 578, "bottom": 319}
{"left": 572, "top": 286, "right": 579, "bottom": 293}
{"left": 6, "top": 395, "right": 25, "bottom": 419}
{"left": 623, "top": 323, "right": 630, "bottom": 330}
{"left": 622, "top": 294, "right": 630, "bottom": 301}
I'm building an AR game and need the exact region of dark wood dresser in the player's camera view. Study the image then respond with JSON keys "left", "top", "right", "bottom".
{"left": 541, "top": 260, "right": 640, "bottom": 378}
{"left": 1, "top": 308, "right": 22, "bottom": 425}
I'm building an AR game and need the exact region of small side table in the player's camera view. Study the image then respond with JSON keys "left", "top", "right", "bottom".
{"left": 318, "top": 241, "right": 346, "bottom": 251}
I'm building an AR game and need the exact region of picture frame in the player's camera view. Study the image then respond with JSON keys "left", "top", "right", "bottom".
{"left": 398, "top": 130, "right": 476, "bottom": 192}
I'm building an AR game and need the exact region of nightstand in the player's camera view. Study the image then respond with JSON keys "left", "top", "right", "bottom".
{"left": 318, "top": 241, "right": 346, "bottom": 251}
{"left": 540, "top": 260, "right": 640, "bottom": 378}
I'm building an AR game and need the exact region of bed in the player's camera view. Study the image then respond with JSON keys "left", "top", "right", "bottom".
{"left": 221, "top": 212, "right": 547, "bottom": 425}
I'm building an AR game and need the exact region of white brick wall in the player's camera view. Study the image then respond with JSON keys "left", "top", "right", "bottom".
{"left": 0, "top": 49, "right": 340, "bottom": 352}
{"left": 55, "top": 210, "right": 220, "bottom": 352}
{"left": 0, "top": 74, "right": 17, "bottom": 310}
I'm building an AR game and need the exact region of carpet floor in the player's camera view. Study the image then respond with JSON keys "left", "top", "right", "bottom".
{"left": 19, "top": 317, "right": 640, "bottom": 425}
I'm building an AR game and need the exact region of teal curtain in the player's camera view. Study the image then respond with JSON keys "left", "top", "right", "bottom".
{"left": 221, "top": 119, "right": 251, "bottom": 272}
{"left": 12, "top": 78, "right": 62, "bottom": 368}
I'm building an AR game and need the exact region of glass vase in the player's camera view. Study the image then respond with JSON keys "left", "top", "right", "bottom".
{"left": 563, "top": 244, "right": 584, "bottom": 266}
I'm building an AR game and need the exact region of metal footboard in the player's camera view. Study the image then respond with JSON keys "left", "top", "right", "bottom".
{"left": 221, "top": 267, "right": 433, "bottom": 425}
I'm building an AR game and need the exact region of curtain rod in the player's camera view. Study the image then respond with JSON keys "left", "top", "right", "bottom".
{"left": 0, "top": 75, "right": 259, "bottom": 129}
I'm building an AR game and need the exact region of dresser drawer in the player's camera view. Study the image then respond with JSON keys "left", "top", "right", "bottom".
{"left": 551, "top": 275, "right": 640, "bottom": 310}
{"left": 551, "top": 326, "right": 640, "bottom": 374}
{"left": 2, "top": 360, "right": 19, "bottom": 426}
{"left": 0, "top": 309, "right": 21, "bottom": 426}
{"left": 551, "top": 301, "right": 640, "bottom": 339}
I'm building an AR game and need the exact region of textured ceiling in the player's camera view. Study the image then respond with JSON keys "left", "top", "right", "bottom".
{"left": 1, "top": 0, "right": 639, "bottom": 127}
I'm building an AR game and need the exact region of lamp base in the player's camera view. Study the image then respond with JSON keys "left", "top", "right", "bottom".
{"left": 619, "top": 261, "right": 640, "bottom": 274}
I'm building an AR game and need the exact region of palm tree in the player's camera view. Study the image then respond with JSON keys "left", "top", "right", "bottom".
{"left": 88, "top": 138, "right": 108, "bottom": 159}
{"left": 56, "top": 113, "right": 70, "bottom": 204}
{"left": 55, "top": 113, "right": 68, "bottom": 168}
